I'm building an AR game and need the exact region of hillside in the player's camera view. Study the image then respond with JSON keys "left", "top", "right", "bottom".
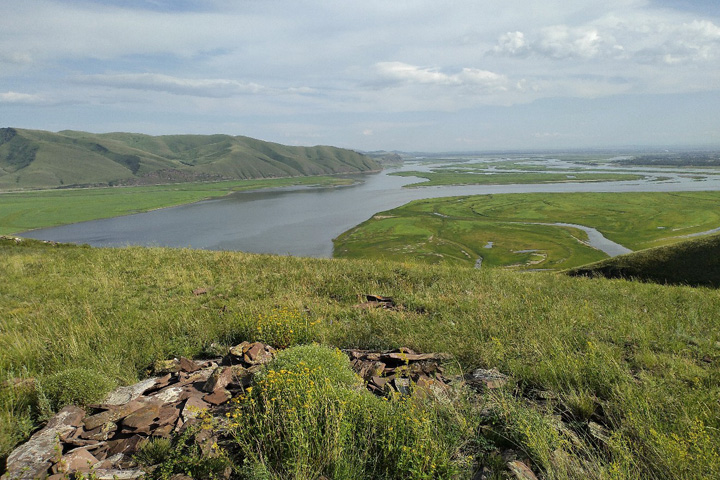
{"left": 0, "top": 128, "right": 380, "bottom": 190}
{"left": 2, "top": 238, "right": 720, "bottom": 478}
{"left": 566, "top": 232, "right": 720, "bottom": 287}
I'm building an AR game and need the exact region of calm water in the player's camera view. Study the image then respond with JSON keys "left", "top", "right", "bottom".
{"left": 22, "top": 162, "right": 720, "bottom": 257}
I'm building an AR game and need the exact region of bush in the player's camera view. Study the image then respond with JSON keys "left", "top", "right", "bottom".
{"left": 253, "top": 307, "right": 319, "bottom": 349}
{"left": 226, "top": 344, "right": 471, "bottom": 479}
{"left": 40, "top": 367, "right": 115, "bottom": 410}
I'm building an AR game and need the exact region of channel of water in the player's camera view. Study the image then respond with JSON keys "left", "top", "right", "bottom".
{"left": 22, "top": 162, "right": 720, "bottom": 257}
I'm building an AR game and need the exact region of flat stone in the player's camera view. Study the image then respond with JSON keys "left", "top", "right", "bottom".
{"left": 204, "top": 388, "right": 232, "bottom": 406}
{"left": 3, "top": 405, "right": 85, "bottom": 480}
{"left": 107, "top": 435, "right": 145, "bottom": 457}
{"left": 179, "top": 357, "right": 200, "bottom": 373}
{"left": 393, "top": 378, "right": 412, "bottom": 396}
{"left": 228, "top": 341, "right": 250, "bottom": 359}
{"left": 93, "top": 468, "right": 146, "bottom": 480}
{"left": 103, "top": 377, "right": 157, "bottom": 406}
{"left": 79, "top": 422, "right": 117, "bottom": 441}
{"left": 54, "top": 448, "right": 98, "bottom": 474}
{"left": 244, "top": 342, "right": 273, "bottom": 365}
{"left": 93, "top": 453, "right": 126, "bottom": 470}
{"left": 122, "top": 404, "right": 161, "bottom": 431}
{"left": 84, "top": 400, "right": 147, "bottom": 431}
{"left": 507, "top": 460, "right": 538, "bottom": 480}
{"left": 149, "top": 386, "right": 184, "bottom": 404}
{"left": 182, "top": 395, "right": 210, "bottom": 422}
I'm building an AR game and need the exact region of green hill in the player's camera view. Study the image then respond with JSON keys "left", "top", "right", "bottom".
{"left": 0, "top": 128, "right": 380, "bottom": 190}
{"left": 566, "top": 232, "right": 720, "bottom": 287}
{"left": 2, "top": 238, "right": 720, "bottom": 478}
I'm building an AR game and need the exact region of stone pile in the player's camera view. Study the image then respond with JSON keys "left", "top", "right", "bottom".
{"left": 2, "top": 342, "right": 276, "bottom": 480}
{"left": 344, "top": 347, "right": 453, "bottom": 397}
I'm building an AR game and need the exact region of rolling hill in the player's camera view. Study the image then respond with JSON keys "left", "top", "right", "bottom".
{"left": 566, "top": 232, "right": 720, "bottom": 287}
{"left": 0, "top": 128, "right": 380, "bottom": 190}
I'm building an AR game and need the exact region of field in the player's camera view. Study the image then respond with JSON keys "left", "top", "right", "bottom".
{"left": 2, "top": 239, "right": 720, "bottom": 478}
{"left": 391, "top": 170, "right": 645, "bottom": 187}
{"left": 0, "top": 176, "right": 354, "bottom": 236}
{"left": 334, "top": 191, "right": 720, "bottom": 269}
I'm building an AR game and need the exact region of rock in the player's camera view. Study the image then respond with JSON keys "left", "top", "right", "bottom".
{"left": 93, "top": 468, "right": 146, "bottom": 479}
{"left": 85, "top": 400, "right": 147, "bottom": 431}
{"left": 3, "top": 405, "right": 85, "bottom": 480}
{"left": 153, "top": 358, "right": 181, "bottom": 374}
{"left": 393, "top": 377, "right": 412, "bottom": 396}
{"left": 103, "top": 377, "right": 157, "bottom": 406}
{"left": 107, "top": 435, "right": 145, "bottom": 457}
{"left": 204, "top": 388, "right": 232, "bottom": 406}
{"left": 122, "top": 404, "right": 162, "bottom": 431}
{"left": 182, "top": 395, "right": 210, "bottom": 422}
{"left": 507, "top": 460, "right": 538, "bottom": 480}
{"left": 79, "top": 422, "right": 117, "bottom": 442}
{"left": 228, "top": 342, "right": 250, "bottom": 359}
{"left": 203, "top": 367, "right": 234, "bottom": 393}
{"left": 192, "top": 287, "right": 208, "bottom": 296}
{"left": 468, "top": 368, "right": 509, "bottom": 390}
{"left": 150, "top": 386, "right": 184, "bottom": 404}
{"left": 244, "top": 342, "right": 274, "bottom": 365}
{"left": 54, "top": 448, "right": 98, "bottom": 474}
{"left": 179, "top": 357, "right": 200, "bottom": 373}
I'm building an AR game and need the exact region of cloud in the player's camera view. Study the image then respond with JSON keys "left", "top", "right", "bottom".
{"left": 0, "top": 91, "right": 45, "bottom": 104}
{"left": 492, "top": 17, "right": 720, "bottom": 64}
{"left": 375, "top": 62, "right": 508, "bottom": 92}
{"left": 74, "top": 73, "right": 272, "bottom": 97}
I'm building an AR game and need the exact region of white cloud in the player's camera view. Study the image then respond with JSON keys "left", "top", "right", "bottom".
{"left": 375, "top": 62, "right": 508, "bottom": 92}
{"left": 0, "top": 91, "right": 45, "bottom": 104}
{"left": 74, "top": 73, "right": 265, "bottom": 97}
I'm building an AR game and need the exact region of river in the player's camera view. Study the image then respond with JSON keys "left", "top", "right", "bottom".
{"left": 22, "top": 161, "right": 720, "bottom": 257}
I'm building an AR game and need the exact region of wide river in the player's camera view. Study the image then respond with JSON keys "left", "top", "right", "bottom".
{"left": 23, "top": 161, "right": 720, "bottom": 257}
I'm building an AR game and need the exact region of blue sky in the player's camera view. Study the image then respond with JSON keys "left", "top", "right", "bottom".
{"left": 1, "top": 0, "right": 719, "bottom": 151}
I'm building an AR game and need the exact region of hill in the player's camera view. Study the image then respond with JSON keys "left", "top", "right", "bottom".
{"left": 1, "top": 238, "right": 719, "bottom": 478}
{"left": 0, "top": 128, "right": 380, "bottom": 190}
{"left": 566, "top": 232, "right": 720, "bottom": 287}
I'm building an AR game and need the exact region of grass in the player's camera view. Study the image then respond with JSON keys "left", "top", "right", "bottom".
{"left": 334, "top": 191, "right": 720, "bottom": 269}
{"left": 567, "top": 232, "right": 720, "bottom": 288}
{"left": 1, "top": 238, "right": 720, "bottom": 478}
{"left": 0, "top": 176, "right": 355, "bottom": 235}
{"left": 391, "top": 170, "right": 645, "bottom": 187}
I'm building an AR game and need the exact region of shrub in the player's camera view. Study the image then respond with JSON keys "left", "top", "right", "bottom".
{"left": 226, "top": 344, "right": 471, "bottom": 479}
{"left": 253, "top": 307, "right": 319, "bottom": 349}
{"left": 40, "top": 368, "right": 115, "bottom": 410}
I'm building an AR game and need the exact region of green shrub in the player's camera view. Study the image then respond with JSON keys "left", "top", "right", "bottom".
{"left": 252, "top": 307, "right": 319, "bottom": 349}
{"left": 226, "top": 344, "right": 471, "bottom": 479}
{"left": 40, "top": 368, "right": 115, "bottom": 410}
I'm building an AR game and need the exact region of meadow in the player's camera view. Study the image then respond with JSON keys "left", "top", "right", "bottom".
{"left": 0, "top": 176, "right": 354, "bottom": 236}
{"left": 2, "top": 238, "right": 720, "bottom": 478}
{"left": 391, "top": 170, "right": 646, "bottom": 187}
{"left": 334, "top": 191, "right": 720, "bottom": 269}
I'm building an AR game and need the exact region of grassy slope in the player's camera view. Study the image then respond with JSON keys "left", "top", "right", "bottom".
{"left": 0, "top": 128, "right": 379, "bottom": 190}
{"left": 2, "top": 239, "right": 720, "bottom": 478}
{"left": 0, "top": 177, "right": 355, "bottom": 236}
{"left": 334, "top": 192, "right": 720, "bottom": 269}
{"left": 567, "top": 232, "right": 720, "bottom": 288}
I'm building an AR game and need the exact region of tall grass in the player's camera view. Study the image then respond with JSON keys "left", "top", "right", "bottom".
{"left": 1, "top": 238, "right": 719, "bottom": 477}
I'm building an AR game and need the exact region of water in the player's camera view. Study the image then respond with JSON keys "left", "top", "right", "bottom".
{"left": 22, "top": 162, "right": 720, "bottom": 257}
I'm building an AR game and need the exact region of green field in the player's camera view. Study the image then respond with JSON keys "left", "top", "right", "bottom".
{"left": 392, "top": 170, "right": 646, "bottom": 187}
{"left": 2, "top": 239, "right": 720, "bottom": 478}
{"left": 0, "top": 176, "right": 354, "bottom": 235}
{"left": 334, "top": 192, "right": 720, "bottom": 269}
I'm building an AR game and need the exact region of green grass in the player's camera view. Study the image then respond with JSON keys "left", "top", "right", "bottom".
{"left": 392, "top": 170, "right": 645, "bottom": 187}
{"left": 0, "top": 176, "right": 354, "bottom": 235}
{"left": 567, "top": 232, "right": 720, "bottom": 288}
{"left": 2, "top": 239, "right": 720, "bottom": 478}
{"left": 334, "top": 192, "right": 720, "bottom": 269}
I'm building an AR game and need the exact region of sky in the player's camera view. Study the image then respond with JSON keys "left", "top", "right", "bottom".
{"left": 1, "top": 0, "right": 720, "bottom": 152}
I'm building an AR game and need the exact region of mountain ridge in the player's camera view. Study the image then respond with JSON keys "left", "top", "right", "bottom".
{"left": 0, "top": 128, "right": 380, "bottom": 190}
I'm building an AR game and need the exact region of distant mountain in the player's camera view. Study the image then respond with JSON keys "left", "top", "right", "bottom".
{"left": 0, "top": 128, "right": 380, "bottom": 189}
{"left": 566, "top": 233, "right": 720, "bottom": 288}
